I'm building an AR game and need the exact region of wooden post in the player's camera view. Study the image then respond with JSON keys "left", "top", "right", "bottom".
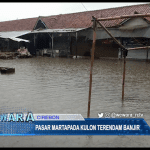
{"left": 68, "top": 33, "right": 70, "bottom": 58}
{"left": 122, "top": 55, "right": 126, "bottom": 100}
{"left": 146, "top": 48, "right": 149, "bottom": 62}
{"left": 87, "top": 17, "right": 97, "bottom": 118}
{"left": 120, "top": 38, "right": 123, "bottom": 58}
{"left": 18, "top": 42, "right": 19, "bottom": 49}
{"left": 76, "top": 32, "right": 78, "bottom": 58}
{"left": 7, "top": 39, "right": 9, "bottom": 51}
{"left": 34, "top": 34, "right": 35, "bottom": 47}
{"left": 118, "top": 38, "right": 122, "bottom": 59}
{"left": 121, "top": 39, "right": 127, "bottom": 100}
{"left": 128, "top": 46, "right": 150, "bottom": 50}
{"left": 34, "top": 33, "right": 36, "bottom": 55}
{"left": 96, "top": 13, "right": 150, "bottom": 21}
{"left": 47, "top": 33, "right": 52, "bottom": 57}
{"left": 52, "top": 34, "right": 54, "bottom": 57}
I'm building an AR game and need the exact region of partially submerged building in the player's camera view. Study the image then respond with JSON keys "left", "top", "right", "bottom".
{"left": 0, "top": 3, "right": 150, "bottom": 59}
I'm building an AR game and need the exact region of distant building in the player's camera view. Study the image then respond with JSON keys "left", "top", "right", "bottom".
{"left": 0, "top": 3, "right": 150, "bottom": 59}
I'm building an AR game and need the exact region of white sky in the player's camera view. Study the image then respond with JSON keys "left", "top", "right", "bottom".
{"left": 0, "top": 2, "right": 148, "bottom": 22}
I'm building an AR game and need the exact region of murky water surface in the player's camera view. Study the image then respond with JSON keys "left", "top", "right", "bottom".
{"left": 0, "top": 57, "right": 150, "bottom": 147}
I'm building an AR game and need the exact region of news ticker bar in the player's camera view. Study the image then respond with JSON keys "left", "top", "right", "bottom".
{"left": 0, "top": 116, "right": 150, "bottom": 136}
{"left": 0, "top": 114, "right": 84, "bottom": 121}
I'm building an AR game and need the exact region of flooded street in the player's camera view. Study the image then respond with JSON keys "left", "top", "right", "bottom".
{"left": 0, "top": 57, "right": 150, "bottom": 147}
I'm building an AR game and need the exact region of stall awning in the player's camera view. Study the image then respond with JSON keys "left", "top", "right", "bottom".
{"left": 31, "top": 28, "right": 86, "bottom": 33}
{"left": 9, "top": 37, "right": 30, "bottom": 42}
{"left": 0, "top": 30, "right": 30, "bottom": 42}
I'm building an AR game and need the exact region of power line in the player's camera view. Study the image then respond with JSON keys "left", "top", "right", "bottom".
{"left": 81, "top": 3, "right": 88, "bottom": 11}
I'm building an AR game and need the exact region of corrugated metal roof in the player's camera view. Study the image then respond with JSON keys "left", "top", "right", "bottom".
{"left": 0, "top": 30, "right": 31, "bottom": 38}
{"left": 0, "top": 30, "right": 31, "bottom": 42}
{"left": 9, "top": 37, "right": 30, "bottom": 42}
{"left": 31, "top": 28, "right": 86, "bottom": 33}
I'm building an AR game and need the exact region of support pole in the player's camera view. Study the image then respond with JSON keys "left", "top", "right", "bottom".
{"left": 121, "top": 39, "right": 127, "bottom": 100}
{"left": 18, "top": 42, "right": 19, "bottom": 49}
{"left": 34, "top": 34, "right": 35, "bottom": 47}
{"left": 47, "top": 33, "right": 52, "bottom": 57}
{"left": 7, "top": 39, "right": 9, "bottom": 51}
{"left": 34, "top": 34, "right": 36, "bottom": 55}
{"left": 76, "top": 32, "right": 78, "bottom": 58}
{"left": 122, "top": 55, "right": 126, "bottom": 100}
{"left": 52, "top": 34, "right": 54, "bottom": 57}
{"left": 146, "top": 48, "right": 149, "bottom": 62}
{"left": 128, "top": 46, "right": 150, "bottom": 51}
{"left": 87, "top": 17, "right": 97, "bottom": 118}
{"left": 118, "top": 38, "right": 122, "bottom": 59}
{"left": 96, "top": 13, "right": 150, "bottom": 21}
{"left": 68, "top": 33, "right": 70, "bottom": 58}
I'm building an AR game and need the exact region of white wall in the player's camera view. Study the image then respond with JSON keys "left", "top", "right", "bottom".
{"left": 127, "top": 49, "right": 149, "bottom": 59}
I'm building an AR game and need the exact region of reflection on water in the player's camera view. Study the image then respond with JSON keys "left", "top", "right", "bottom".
{"left": 0, "top": 57, "right": 150, "bottom": 146}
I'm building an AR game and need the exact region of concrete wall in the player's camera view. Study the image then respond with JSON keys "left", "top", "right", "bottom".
{"left": 119, "top": 17, "right": 149, "bottom": 30}
{"left": 78, "top": 26, "right": 150, "bottom": 40}
{"left": 126, "top": 49, "right": 149, "bottom": 59}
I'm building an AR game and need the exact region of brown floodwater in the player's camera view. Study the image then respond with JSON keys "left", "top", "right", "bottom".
{"left": 0, "top": 56, "right": 150, "bottom": 147}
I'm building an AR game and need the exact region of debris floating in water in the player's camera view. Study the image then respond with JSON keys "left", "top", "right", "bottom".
{"left": 0, "top": 67, "right": 15, "bottom": 74}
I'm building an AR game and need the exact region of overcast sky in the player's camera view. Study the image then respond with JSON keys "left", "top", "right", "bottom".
{"left": 0, "top": 2, "right": 148, "bottom": 22}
